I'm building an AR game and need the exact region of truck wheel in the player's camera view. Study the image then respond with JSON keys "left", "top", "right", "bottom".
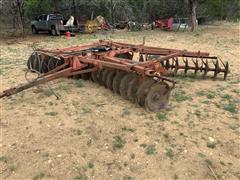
{"left": 51, "top": 26, "right": 60, "bottom": 36}
{"left": 32, "top": 26, "right": 38, "bottom": 34}
{"left": 51, "top": 26, "right": 56, "bottom": 36}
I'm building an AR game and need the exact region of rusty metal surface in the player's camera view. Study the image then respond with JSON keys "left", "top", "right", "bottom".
{"left": 0, "top": 40, "right": 229, "bottom": 102}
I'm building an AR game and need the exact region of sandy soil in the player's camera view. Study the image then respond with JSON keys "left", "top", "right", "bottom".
{"left": 0, "top": 24, "right": 239, "bottom": 180}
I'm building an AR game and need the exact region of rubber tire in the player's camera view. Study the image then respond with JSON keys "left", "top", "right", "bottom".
{"left": 51, "top": 26, "right": 60, "bottom": 36}
{"left": 106, "top": 70, "right": 117, "bottom": 90}
{"left": 136, "top": 78, "right": 156, "bottom": 106}
{"left": 119, "top": 73, "right": 137, "bottom": 99}
{"left": 112, "top": 71, "right": 127, "bottom": 94}
{"left": 32, "top": 26, "right": 38, "bottom": 34}
{"left": 145, "top": 83, "right": 171, "bottom": 112}
{"left": 127, "top": 76, "right": 140, "bottom": 103}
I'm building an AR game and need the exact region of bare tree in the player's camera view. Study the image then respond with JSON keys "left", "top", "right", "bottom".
{"left": 186, "top": 0, "right": 198, "bottom": 31}
{"left": 52, "top": 0, "right": 60, "bottom": 12}
{"left": 72, "top": 0, "right": 77, "bottom": 17}
{"left": 17, "top": 0, "right": 25, "bottom": 34}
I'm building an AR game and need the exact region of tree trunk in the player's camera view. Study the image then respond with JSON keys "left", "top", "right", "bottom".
{"left": 52, "top": 0, "right": 59, "bottom": 12}
{"left": 110, "top": 0, "right": 114, "bottom": 25}
{"left": 72, "top": 0, "right": 76, "bottom": 17}
{"left": 17, "top": 0, "right": 25, "bottom": 34}
{"left": 189, "top": 0, "right": 197, "bottom": 31}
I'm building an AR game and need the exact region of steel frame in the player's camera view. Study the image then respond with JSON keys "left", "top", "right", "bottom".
{"left": 0, "top": 40, "right": 229, "bottom": 99}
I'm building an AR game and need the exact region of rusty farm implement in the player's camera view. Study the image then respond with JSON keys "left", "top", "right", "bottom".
{"left": 0, "top": 40, "right": 229, "bottom": 111}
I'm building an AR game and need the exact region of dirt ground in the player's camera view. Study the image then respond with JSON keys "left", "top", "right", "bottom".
{"left": 0, "top": 23, "right": 239, "bottom": 180}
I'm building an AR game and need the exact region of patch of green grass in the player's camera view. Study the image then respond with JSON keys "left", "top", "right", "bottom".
{"left": 140, "top": 143, "right": 147, "bottom": 148}
{"left": 123, "top": 176, "right": 134, "bottom": 180}
{"left": 33, "top": 172, "right": 45, "bottom": 180}
{"left": 207, "top": 142, "right": 216, "bottom": 149}
{"left": 195, "top": 110, "right": 201, "bottom": 117}
{"left": 43, "top": 89, "right": 54, "bottom": 97}
{"left": 87, "top": 162, "right": 94, "bottom": 168}
{"left": 166, "top": 148, "right": 174, "bottom": 159}
{"left": 222, "top": 103, "right": 238, "bottom": 113}
{"left": 45, "top": 112, "right": 58, "bottom": 116}
{"left": 156, "top": 112, "right": 167, "bottom": 121}
{"left": 121, "top": 107, "right": 131, "bottom": 117}
{"left": 122, "top": 127, "right": 135, "bottom": 132}
{"left": 232, "top": 89, "right": 240, "bottom": 94}
{"left": 0, "top": 69, "right": 4, "bottom": 75}
{"left": 173, "top": 174, "right": 178, "bottom": 179}
{"left": 173, "top": 72, "right": 199, "bottom": 82}
{"left": 228, "top": 79, "right": 240, "bottom": 84}
{"left": 173, "top": 91, "right": 191, "bottom": 102}
{"left": 197, "top": 152, "right": 206, "bottom": 158}
{"left": 113, "top": 136, "right": 126, "bottom": 150}
{"left": 0, "top": 156, "right": 8, "bottom": 163}
{"left": 81, "top": 107, "right": 92, "bottom": 114}
{"left": 194, "top": 32, "right": 201, "bottom": 37}
{"left": 73, "top": 174, "right": 88, "bottom": 180}
{"left": 206, "top": 92, "right": 216, "bottom": 99}
{"left": 145, "top": 145, "right": 157, "bottom": 155}
{"left": 187, "top": 73, "right": 200, "bottom": 80}
{"left": 202, "top": 100, "right": 210, "bottom": 104}
{"left": 205, "top": 159, "right": 213, "bottom": 166}
{"left": 76, "top": 79, "right": 84, "bottom": 87}
{"left": 59, "top": 84, "right": 70, "bottom": 91}
{"left": 9, "top": 165, "right": 16, "bottom": 172}
{"left": 196, "top": 90, "right": 205, "bottom": 96}
{"left": 221, "top": 94, "right": 232, "bottom": 100}
{"left": 72, "top": 129, "right": 82, "bottom": 136}
{"left": 228, "top": 123, "right": 239, "bottom": 130}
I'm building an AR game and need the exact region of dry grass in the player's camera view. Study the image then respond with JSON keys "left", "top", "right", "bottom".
{"left": 0, "top": 23, "right": 239, "bottom": 179}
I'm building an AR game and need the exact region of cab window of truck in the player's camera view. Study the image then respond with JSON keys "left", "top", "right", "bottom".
{"left": 49, "top": 14, "right": 63, "bottom": 20}
{"left": 38, "top": 15, "right": 43, "bottom": 21}
{"left": 43, "top": 15, "right": 47, "bottom": 21}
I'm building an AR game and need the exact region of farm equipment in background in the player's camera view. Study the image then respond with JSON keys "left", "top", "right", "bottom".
{"left": 172, "top": 18, "right": 189, "bottom": 31}
{"left": 84, "top": 16, "right": 109, "bottom": 33}
{"left": 153, "top": 17, "right": 174, "bottom": 31}
{"left": 114, "top": 21, "right": 128, "bottom": 30}
{"left": 0, "top": 40, "right": 229, "bottom": 111}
